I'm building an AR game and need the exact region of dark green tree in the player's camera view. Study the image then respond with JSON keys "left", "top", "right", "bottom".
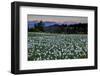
{"left": 33, "top": 21, "right": 44, "bottom": 32}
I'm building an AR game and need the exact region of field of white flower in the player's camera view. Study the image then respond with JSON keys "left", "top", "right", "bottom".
{"left": 28, "top": 32, "right": 88, "bottom": 61}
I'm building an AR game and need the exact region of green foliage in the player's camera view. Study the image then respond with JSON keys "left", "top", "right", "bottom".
{"left": 29, "top": 21, "right": 44, "bottom": 32}
{"left": 28, "top": 32, "right": 88, "bottom": 61}
{"left": 28, "top": 21, "right": 88, "bottom": 34}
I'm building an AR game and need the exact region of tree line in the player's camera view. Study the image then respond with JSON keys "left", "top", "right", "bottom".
{"left": 28, "top": 21, "right": 88, "bottom": 34}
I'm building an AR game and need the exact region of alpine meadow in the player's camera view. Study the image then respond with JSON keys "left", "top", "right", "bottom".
{"left": 28, "top": 15, "right": 88, "bottom": 61}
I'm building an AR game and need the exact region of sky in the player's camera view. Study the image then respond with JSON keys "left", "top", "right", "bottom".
{"left": 28, "top": 14, "right": 88, "bottom": 23}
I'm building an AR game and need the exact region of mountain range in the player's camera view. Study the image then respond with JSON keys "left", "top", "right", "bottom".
{"left": 28, "top": 21, "right": 79, "bottom": 28}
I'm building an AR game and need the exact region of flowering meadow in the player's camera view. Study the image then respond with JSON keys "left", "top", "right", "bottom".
{"left": 28, "top": 32, "right": 88, "bottom": 61}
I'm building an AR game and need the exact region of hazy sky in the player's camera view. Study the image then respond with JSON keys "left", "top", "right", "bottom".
{"left": 28, "top": 14, "right": 88, "bottom": 23}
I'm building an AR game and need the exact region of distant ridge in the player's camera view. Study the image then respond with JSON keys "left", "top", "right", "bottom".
{"left": 28, "top": 21, "right": 80, "bottom": 28}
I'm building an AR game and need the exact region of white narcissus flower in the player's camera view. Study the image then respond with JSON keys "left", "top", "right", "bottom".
{"left": 28, "top": 32, "right": 87, "bottom": 60}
